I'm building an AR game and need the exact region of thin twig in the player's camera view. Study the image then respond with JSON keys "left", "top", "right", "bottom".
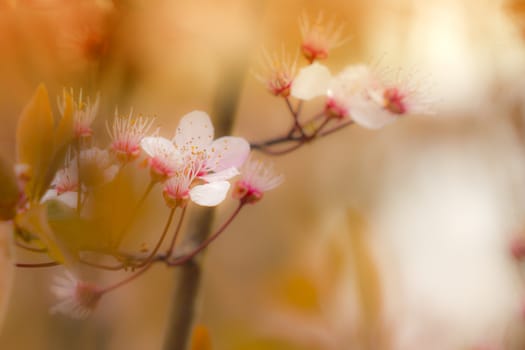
{"left": 75, "top": 139, "right": 82, "bottom": 214}
{"left": 318, "top": 119, "right": 354, "bottom": 138}
{"left": 165, "top": 205, "right": 187, "bottom": 258}
{"left": 100, "top": 261, "right": 154, "bottom": 294}
{"left": 16, "top": 261, "right": 60, "bottom": 268}
{"left": 285, "top": 97, "right": 306, "bottom": 138}
{"left": 133, "top": 207, "right": 176, "bottom": 269}
{"left": 256, "top": 141, "right": 306, "bottom": 156}
{"left": 168, "top": 202, "right": 244, "bottom": 267}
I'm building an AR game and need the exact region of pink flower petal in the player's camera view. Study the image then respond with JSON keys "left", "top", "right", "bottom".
{"left": 206, "top": 136, "right": 250, "bottom": 172}
{"left": 174, "top": 111, "right": 214, "bottom": 152}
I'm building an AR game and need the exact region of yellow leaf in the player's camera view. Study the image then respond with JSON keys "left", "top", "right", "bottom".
{"left": 191, "top": 324, "right": 212, "bottom": 350}
{"left": 275, "top": 272, "right": 320, "bottom": 313}
{"left": 54, "top": 90, "right": 74, "bottom": 154}
{"left": 16, "top": 84, "right": 55, "bottom": 201}
{"left": 347, "top": 209, "right": 388, "bottom": 348}
{"left": 0, "top": 222, "right": 14, "bottom": 333}
{"left": 0, "top": 157, "right": 19, "bottom": 221}
{"left": 15, "top": 204, "right": 66, "bottom": 263}
{"left": 37, "top": 90, "right": 76, "bottom": 198}
{"left": 47, "top": 199, "right": 110, "bottom": 255}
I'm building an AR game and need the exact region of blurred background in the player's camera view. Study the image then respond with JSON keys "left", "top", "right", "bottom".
{"left": 3, "top": 0, "right": 525, "bottom": 349}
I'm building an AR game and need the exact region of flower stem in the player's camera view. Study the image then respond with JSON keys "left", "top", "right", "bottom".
{"left": 165, "top": 205, "right": 187, "bottom": 258}
{"left": 250, "top": 134, "right": 302, "bottom": 149}
{"left": 91, "top": 209, "right": 176, "bottom": 293}
{"left": 100, "top": 261, "right": 153, "bottom": 295}
{"left": 256, "top": 141, "right": 305, "bottom": 156}
{"left": 168, "top": 202, "right": 244, "bottom": 267}
{"left": 318, "top": 119, "right": 354, "bottom": 138}
{"left": 285, "top": 97, "right": 306, "bottom": 138}
{"left": 133, "top": 207, "right": 176, "bottom": 268}
{"left": 75, "top": 139, "right": 82, "bottom": 214}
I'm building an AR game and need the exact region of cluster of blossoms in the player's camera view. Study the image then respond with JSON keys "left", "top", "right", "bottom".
{"left": 12, "top": 88, "right": 283, "bottom": 319}
{"left": 292, "top": 62, "right": 432, "bottom": 129}
{"left": 9, "top": 11, "right": 435, "bottom": 325}
{"left": 253, "top": 13, "right": 432, "bottom": 157}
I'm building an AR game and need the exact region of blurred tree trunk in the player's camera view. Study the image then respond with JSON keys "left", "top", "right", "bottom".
{"left": 163, "top": 57, "right": 248, "bottom": 350}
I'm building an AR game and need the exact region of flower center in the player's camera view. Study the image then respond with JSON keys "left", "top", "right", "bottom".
{"left": 383, "top": 88, "right": 407, "bottom": 115}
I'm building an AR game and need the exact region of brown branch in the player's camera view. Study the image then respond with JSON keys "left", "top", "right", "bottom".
{"left": 162, "top": 50, "right": 250, "bottom": 349}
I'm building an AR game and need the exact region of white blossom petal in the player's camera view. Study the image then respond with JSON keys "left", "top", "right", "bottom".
{"left": 189, "top": 181, "right": 231, "bottom": 206}
{"left": 140, "top": 136, "right": 177, "bottom": 158}
{"left": 200, "top": 167, "right": 239, "bottom": 183}
{"left": 350, "top": 107, "right": 398, "bottom": 129}
{"left": 41, "top": 189, "right": 58, "bottom": 203}
{"left": 41, "top": 190, "right": 78, "bottom": 209}
{"left": 348, "top": 97, "right": 397, "bottom": 130}
{"left": 206, "top": 136, "right": 250, "bottom": 172}
{"left": 174, "top": 110, "right": 214, "bottom": 152}
{"left": 291, "top": 62, "right": 332, "bottom": 100}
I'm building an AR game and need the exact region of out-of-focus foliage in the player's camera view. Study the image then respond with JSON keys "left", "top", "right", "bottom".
{"left": 16, "top": 84, "right": 55, "bottom": 200}
{"left": 0, "top": 157, "right": 18, "bottom": 221}
{"left": 0, "top": 222, "right": 14, "bottom": 333}
{"left": 191, "top": 324, "right": 212, "bottom": 350}
{"left": 15, "top": 203, "right": 66, "bottom": 263}
{"left": 16, "top": 85, "right": 73, "bottom": 202}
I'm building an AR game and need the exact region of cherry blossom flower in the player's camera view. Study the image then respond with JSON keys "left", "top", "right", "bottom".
{"left": 50, "top": 271, "right": 102, "bottom": 320}
{"left": 41, "top": 147, "right": 115, "bottom": 207}
{"left": 299, "top": 13, "right": 346, "bottom": 63}
{"left": 58, "top": 89, "right": 100, "bottom": 138}
{"left": 254, "top": 47, "right": 298, "bottom": 97}
{"left": 161, "top": 111, "right": 250, "bottom": 207}
{"left": 162, "top": 155, "right": 231, "bottom": 208}
{"left": 232, "top": 155, "right": 283, "bottom": 204}
{"left": 54, "top": 166, "right": 79, "bottom": 195}
{"left": 143, "top": 111, "right": 249, "bottom": 200}
{"left": 172, "top": 110, "right": 250, "bottom": 182}
{"left": 291, "top": 62, "right": 433, "bottom": 129}
{"left": 107, "top": 110, "right": 154, "bottom": 163}
{"left": 41, "top": 157, "right": 79, "bottom": 208}
{"left": 140, "top": 136, "right": 184, "bottom": 182}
